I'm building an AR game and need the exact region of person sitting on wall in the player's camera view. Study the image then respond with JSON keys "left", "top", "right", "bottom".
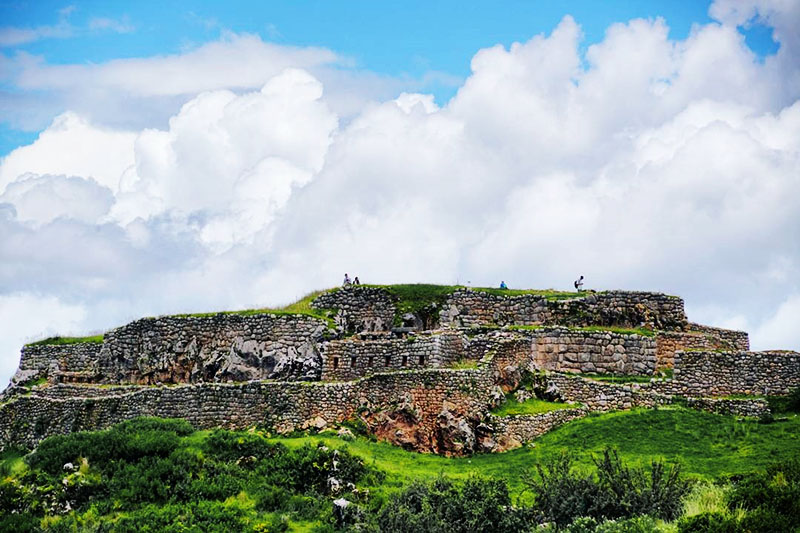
{"left": 343, "top": 273, "right": 351, "bottom": 287}
{"left": 574, "top": 275, "right": 584, "bottom": 292}
{"left": 353, "top": 276, "right": 361, "bottom": 285}
{"left": 499, "top": 280, "right": 508, "bottom": 289}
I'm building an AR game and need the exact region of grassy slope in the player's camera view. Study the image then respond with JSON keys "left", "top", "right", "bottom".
{"left": 491, "top": 397, "right": 575, "bottom": 416}
{"left": 25, "top": 335, "right": 104, "bottom": 346}
{"left": 268, "top": 408, "right": 800, "bottom": 499}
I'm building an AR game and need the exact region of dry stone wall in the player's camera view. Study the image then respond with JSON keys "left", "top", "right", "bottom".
{"left": 488, "top": 408, "right": 589, "bottom": 445}
{"left": 0, "top": 367, "right": 494, "bottom": 450}
{"left": 312, "top": 287, "right": 396, "bottom": 333}
{"left": 442, "top": 290, "right": 686, "bottom": 330}
{"left": 663, "top": 350, "right": 800, "bottom": 396}
{"left": 12, "top": 314, "right": 332, "bottom": 388}
{"left": 531, "top": 327, "right": 657, "bottom": 375}
{"left": 321, "top": 330, "right": 466, "bottom": 380}
{"left": 655, "top": 325, "right": 749, "bottom": 368}
{"left": 11, "top": 343, "right": 102, "bottom": 386}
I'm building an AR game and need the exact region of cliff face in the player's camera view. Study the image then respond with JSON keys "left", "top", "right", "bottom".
{"left": 2, "top": 285, "right": 794, "bottom": 455}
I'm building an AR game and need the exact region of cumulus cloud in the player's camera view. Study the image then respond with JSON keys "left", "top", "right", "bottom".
{"left": 0, "top": 293, "right": 87, "bottom": 386}
{"left": 0, "top": 112, "right": 136, "bottom": 192}
{"left": 0, "top": 0, "right": 799, "bottom": 384}
{"left": 0, "top": 174, "right": 114, "bottom": 225}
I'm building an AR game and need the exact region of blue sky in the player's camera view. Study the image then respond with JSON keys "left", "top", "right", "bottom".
{"left": 0, "top": 0, "right": 781, "bottom": 155}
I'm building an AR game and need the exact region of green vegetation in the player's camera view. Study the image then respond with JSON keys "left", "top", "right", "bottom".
{"left": 4, "top": 410, "right": 799, "bottom": 531}
{"left": 25, "top": 335, "right": 104, "bottom": 347}
{"left": 579, "top": 373, "right": 657, "bottom": 385}
{"left": 472, "top": 287, "right": 581, "bottom": 300}
{"left": 507, "top": 325, "right": 655, "bottom": 337}
{"left": 173, "top": 289, "right": 337, "bottom": 327}
{"left": 1, "top": 409, "right": 799, "bottom": 531}
{"left": 446, "top": 359, "right": 480, "bottom": 370}
{"left": 492, "top": 397, "right": 576, "bottom": 417}
{"left": 17, "top": 376, "right": 47, "bottom": 388}
{"left": 367, "top": 284, "right": 460, "bottom": 328}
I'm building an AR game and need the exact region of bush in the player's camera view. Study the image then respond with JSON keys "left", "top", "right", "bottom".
{"left": 524, "top": 449, "right": 690, "bottom": 526}
{"left": 376, "top": 476, "right": 534, "bottom": 533}
{"left": 726, "top": 458, "right": 800, "bottom": 528}
{"left": 677, "top": 512, "right": 738, "bottom": 533}
{"left": 27, "top": 417, "right": 192, "bottom": 474}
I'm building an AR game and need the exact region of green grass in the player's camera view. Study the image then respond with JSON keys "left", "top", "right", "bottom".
{"left": 579, "top": 373, "right": 657, "bottom": 384}
{"left": 18, "top": 376, "right": 47, "bottom": 388}
{"left": 508, "top": 324, "right": 656, "bottom": 337}
{"left": 268, "top": 408, "right": 800, "bottom": 499}
{"left": 25, "top": 335, "right": 104, "bottom": 347}
{"left": 492, "top": 397, "right": 576, "bottom": 416}
{"left": 473, "top": 287, "right": 581, "bottom": 300}
{"left": 0, "top": 447, "right": 28, "bottom": 478}
{"left": 162, "top": 290, "right": 339, "bottom": 328}
{"left": 447, "top": 359, "right": 480, "bottom": 370}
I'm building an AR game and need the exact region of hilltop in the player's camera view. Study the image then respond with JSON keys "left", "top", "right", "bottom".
{"left": 1, "top": 284, "right": 798, "bottom": 455}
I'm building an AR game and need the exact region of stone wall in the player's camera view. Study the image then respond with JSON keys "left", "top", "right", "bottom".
{"left": 320, "top": 330, "right": 466, "bottom": 380}
{"left": 687, "top": 323, "right": 750, "bottom": 350}
{"left": 532, "top": 328, "right": 657, "bottom": 375}
{"left": 10, "top": 342, "right": 102, "bottom": 386}
{"left": 15, "top": 314, "right": 332, "bottom": 387}
{"left": 655, "top": 325, "right": 750, "bottom": 368}
{"left": 312, "top": 287, "right": 396, "bottom": 333}
{"left": 488, "top": 408, "right": 589, "bottom": 446}
{"left": 441, "top": 290, "right": 686, "bottom": 330}
{"left": 664, "top": 350, "right": 800, "bottom": 396}
{"left": 545, "top": 372, "right": 671, "bottom": 411}
{"left": 0, "top": 367, "right": 494, "bottom": 450}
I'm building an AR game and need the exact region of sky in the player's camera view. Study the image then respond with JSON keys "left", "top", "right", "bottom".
{"left": 0, "top": 0, "right": 798, "bottom": 386}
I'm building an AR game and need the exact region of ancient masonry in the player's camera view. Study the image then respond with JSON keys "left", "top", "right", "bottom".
{"left": 1, "top": 286, "right": 798, "bottom": 455}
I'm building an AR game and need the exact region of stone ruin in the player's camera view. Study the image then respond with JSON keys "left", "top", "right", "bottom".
{"left": 1, "top": 285, "right": 798, "bottom": 455}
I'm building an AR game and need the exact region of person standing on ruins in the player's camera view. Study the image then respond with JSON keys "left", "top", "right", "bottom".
{"left": 574, "top": 275, "right": 584, "bottom": 291}
{"left": 343, "top": 273, "right": 351, "bottom": 287}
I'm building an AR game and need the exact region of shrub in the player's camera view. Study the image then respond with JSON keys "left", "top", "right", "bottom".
{"left": 27, "top": 417, "right": 192, "bottom": 474}
{"left": 677, "top": 512, "right": 738, "bottom": 533}
{"left": 524, "top": 449, "right": 689, "bottom": 526}
{"left": 376, "top": 476, "right": 534, "bottom": 533}
{"left": 726, "top": 458, "right": 800, "bottom": 528}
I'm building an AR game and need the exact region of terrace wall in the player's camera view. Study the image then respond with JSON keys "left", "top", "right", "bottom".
{"left": 663, "top": 350, "right": 800, "bottom": 396}
{"left": 441, "top": 290, "right": 686, "bottom": 330}
{"left": 311, "top": 287, "right": 396, "bottom": 333}
{"left": 320, "top": 330, "right": 466, "bottom": 380}
{"left": 0, "top": 367, "right": 493, "bottom": 450}
{"left": 655, "top": 325, "right": 750, "bottom": 368}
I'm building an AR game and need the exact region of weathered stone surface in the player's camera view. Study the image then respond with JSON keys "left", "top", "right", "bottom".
{"left": 440, "top": 289, "right": 687, "bottom": 330}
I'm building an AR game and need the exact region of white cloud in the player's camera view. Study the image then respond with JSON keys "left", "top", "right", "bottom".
{"left": 0, "top": 112, "right": 136, "bottom": 193}
{"left": 752, "top": 294, "right": 800, "bottom": 351}
{"left": 0, "top": 293, "right": 87, "bottom": 387}
{"left": 15, "top": 33, "right": 339, "bottom": 97}
{"left": 88, "top": 16, "right": 134, "bottom": 34}
{"left": 0, "top": 174, "right": 114, "bottom": 225}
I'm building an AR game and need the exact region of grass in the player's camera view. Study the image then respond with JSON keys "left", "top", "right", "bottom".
{"left": 0, "top": 447, "right": 28, "bottom": 478}
{"left": 268, "top": 408, "right": 800, "bottom": 499}
{"left": 173, "top": 289, "right": 336, "bottom": 324}
{"left": 25, "top": 335, "right": 104, "bottom": 347}
{"left": 492, "top": 397, "right": 576, "bottom": 416}
{"left": 579, "top": 373, "right": 658, "bottom": 384}
{"left": 447, "top": 359, "right": 480, "bottom": 370}
{"left": 473, "top": 287, "right": 582, "bottom": 300}
{"left": 18, "top": 376, "right": 47, "bottom": 388}
{"left": 508, "top": 324, "right": 656, "bottom": 337}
